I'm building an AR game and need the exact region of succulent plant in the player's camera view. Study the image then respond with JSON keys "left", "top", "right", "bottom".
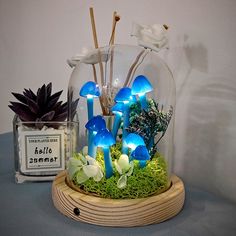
{"left": 9, "top": 83, "right": 79, "bottom": 129}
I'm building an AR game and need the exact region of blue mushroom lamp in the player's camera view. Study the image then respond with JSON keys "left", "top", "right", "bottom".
{"left": 131, "top": 75, "right": 153, "bottom": 110}
{"left": 53, "top": 44, "right": 184, "bottom": 227}
{"left": 114, "top": 87, "right": 134, "bottom": 154}
{"left": 85, "top": 115, "right": 106, "bottom": 158}
{"left": 94, "top": 128, "right": 115, "bottom": 178}
{"left": 131, "top": 145, "right": 150, "bottom": 168}
{"left": 111, "top": 102, "right": 124, "bottom": 140}
{"left": 124, "top": 133, "right": 145, "bottom": 152}
{"left": 79, "top": 81, "right": 101, "bottom": 120}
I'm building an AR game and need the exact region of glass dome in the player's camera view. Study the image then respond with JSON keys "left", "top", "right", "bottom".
{"left": 67, "top": 44, "right": 175, "bottom": 198}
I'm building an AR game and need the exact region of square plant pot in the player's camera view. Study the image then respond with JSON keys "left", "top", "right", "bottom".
{"left": 13, "top": 115, "right": 78, "bottom": 183}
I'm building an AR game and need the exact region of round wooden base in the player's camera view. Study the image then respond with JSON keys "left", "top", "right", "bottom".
{"left": 52, "top": 171, "right": 185, "bottom": 227}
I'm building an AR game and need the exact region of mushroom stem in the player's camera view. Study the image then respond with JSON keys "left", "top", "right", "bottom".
{"left": 122, "top": 104, "right": 130, "bottom": 154}
{"left": 87, "top": 97, "right": 94, "bottom": 120}
{"left": 139, "top": 160, "right": 147, "bottom": 168}
{"left": 88, "top": 131, "right": 97, "bottom": 158}
{"left": 139, "top": 94, "right": 148, "bottom": 110}
{"left": 103, "top": 147, "right": 113, "bottom": 178}
{"left": 112, "top": 114, "right": 122, "bottom": 140}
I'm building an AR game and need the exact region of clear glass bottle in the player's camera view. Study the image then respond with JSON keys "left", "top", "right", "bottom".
{"left": 13, "top": 115, "right": 79, "bottom": 183}
{"left": 67, "top": 44, "right": 175, "bottom": 196}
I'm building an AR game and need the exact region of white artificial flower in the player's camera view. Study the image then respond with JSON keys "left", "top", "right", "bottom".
{"left": 76, "top": 170, "right": 89, "bottom": 184}
{"left": 93, "top": 169, "right": 103, "bottom": 182}
{"left": 83, "top": 165, "right": 99, "bottom": 177}
{"left": 67, "top": 158, "right": 83, "bottom": 179}
{"left": 67, "top": 152, "right": 103, "bottom": 183}
{"left": 82, "top": 146, "right": 88, "bottom": 156}
{"left": 117, "top": 175, "right": 127, "bottom": 189}
{"left": 114, "top": 154, "right": 134, "bottom": 189}
{"left": 131, "top": 22, "right": 168, "bottom": 52}
{"left": 114, "top": 154, "right": 130, "bottom": 174}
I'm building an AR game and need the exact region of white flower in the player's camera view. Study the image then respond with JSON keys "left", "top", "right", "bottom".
{"left": 67, "top": 152, "right": 103, "bottom": 183}
{"left": 114, "top": 154, "right": 134, "bottom": 189}
{"left": 131, "top": 22, "right": 168, "bottom": 52}
{"left": 114, "top": 154, "right": 130, "bottom": 174}
{"left": 117, "top": 175, "right": 127, "bottom": 189}
{"left": 67, "top": 157, "right": 83, "bottom": 179}
{"left": 82, "top": 146, "right": 88, "bottom": 155}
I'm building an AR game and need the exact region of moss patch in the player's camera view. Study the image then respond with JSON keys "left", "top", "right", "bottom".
{"left": 72, "top": 144, "right": 169, "bottom": 199}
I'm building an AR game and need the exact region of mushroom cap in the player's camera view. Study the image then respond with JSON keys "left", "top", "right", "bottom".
{"left": 131, "top": 145, "right": 150, "bottom": 160}
{"left": 79, "top": 81, "right": 101, "bottom": 98}
{"left": 114, "top": 87, "right": 133, "bottom": 103}
{"left": 94, "top": 128, "right": 115, "bottom": 147}
{"left": 85, "top": 115, "right": 106, "bottom": 132}
{"left": 131, "top": 75, "right": 153, "bottom": 96}
{"left": 124, "top": 133, "right": 145, "bottom": 150}
{"left": 111, "top": 102, "right": 124, "bottom": 115}
{"left": 130, "top": 95, "right": 137, "bottom": 104}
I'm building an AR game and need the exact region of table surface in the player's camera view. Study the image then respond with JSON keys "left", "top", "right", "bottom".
{"left": 1, "top": 132, "right": 236, "bottom": 236}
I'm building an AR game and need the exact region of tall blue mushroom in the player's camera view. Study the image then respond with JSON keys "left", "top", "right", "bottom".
{"left": 85, "top": 115, "right": 106, "bottom": 158}
{"left": 79, "top": 81, "right": 101, "bottom": 120}
{"left": 131, "top": 145, "right": 150, "bottom": 168}
{"left": 94, "top": 128, "right": 115, "bottom": 178}
{"left": 114, "top": 87, "right": 134, "bottom": 154}
{"left": 124, "top": 133, "right": 145, "bottom": 152}
{"left": 111, "top": 102, "right": 124, "bottom": 140}
{"left": 131, "top": 75, "right": 153, "bottom": 110}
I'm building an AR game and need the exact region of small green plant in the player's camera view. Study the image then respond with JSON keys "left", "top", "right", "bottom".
{"left": 127, "top": 99, "right": 173, "bottom": 156}
{"left": 69, "top": 144, "right": 169, "bottom": 199}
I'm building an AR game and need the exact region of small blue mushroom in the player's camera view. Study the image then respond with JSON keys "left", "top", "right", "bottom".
{"left": 94, "top": 129, "right": 115, "bottom": 178}
{"left": 85, "top": 115, "right": 106, "bottom": 158}
{"left": 131, "top": 145, "right": 150, "bottom": 168}
{"left": 114, "top": 87, "right": 134, "bottom": 154}
{"left": 111, "top": 102, "right": 124, "bottom": 140}
{"left": 124, "top": 133, "right": 145, "bottom": 152}
{"left": 131, "top": 75, "right": 153, "bottom": 110}
{"left": 80, "top": 81, "right": 101, "bottom": 120}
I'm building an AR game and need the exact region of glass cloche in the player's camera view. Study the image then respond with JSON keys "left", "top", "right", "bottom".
{"left": 67, "top": 44, "right": 175, "bottom": 199}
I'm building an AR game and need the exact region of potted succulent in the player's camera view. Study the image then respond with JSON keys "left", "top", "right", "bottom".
{"left": 9, "top": 83, "right": 79, "bottom": 183}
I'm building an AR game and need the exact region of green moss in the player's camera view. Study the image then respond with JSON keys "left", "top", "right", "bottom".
{"left": 72, "top": 145, "right": 169, "bottom": 199}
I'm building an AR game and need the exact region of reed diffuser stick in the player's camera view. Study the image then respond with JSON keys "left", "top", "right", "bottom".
{"left": 92, "top": 65, "right": 98, "bottom": 84}
{"left": 89, "top": 7, "right": 106, "bottom": 114}
{"left": 110, "top": 12, "right": 116, "bottom": 45}
{"left": 109, "top": 12, "right": 120, "bottom": 87}
{"left": 89, "top": 7, "right": 99, "bottom": 48}
{"left": 89, "top": 7, "right": 104, "bottom": 85}
{"left": 109, "top": 12, "right": 120, "bottom": 45}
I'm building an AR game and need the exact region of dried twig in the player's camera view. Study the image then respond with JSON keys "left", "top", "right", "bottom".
{"left": 127, "top": 50, "right": 149, "bottom": 87}
{"left": 123, "top": 49, "right": 145, "bottom": 87}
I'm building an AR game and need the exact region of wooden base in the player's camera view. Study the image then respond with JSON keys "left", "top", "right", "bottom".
{"left": 52, "top": 171, "right": 185, "bottom": 227}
